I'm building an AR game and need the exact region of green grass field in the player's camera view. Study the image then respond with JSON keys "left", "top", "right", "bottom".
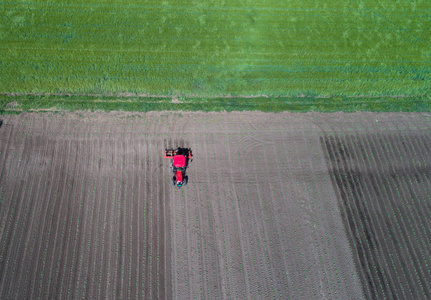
{"left": 0, "top": 0, "right": 430, "bottom": 111}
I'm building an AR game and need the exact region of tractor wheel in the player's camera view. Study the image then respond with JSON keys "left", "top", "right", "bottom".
{"left": 172, "top": 176, "right": 176, "bottom": 186}
{"left": 183, "top": 176, "right": 188, "bottom": 186}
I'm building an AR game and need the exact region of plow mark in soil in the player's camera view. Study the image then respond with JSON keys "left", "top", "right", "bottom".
{"left": 0, "top": 115, "right": 171, "bottom": 299}
{"left": 1, "top": 112, "right": 430, "bottom": 299}
{"left": 322, "top": 122, "right": 431, "bottom": 299}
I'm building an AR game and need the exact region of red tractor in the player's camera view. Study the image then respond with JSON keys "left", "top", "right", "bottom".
{"left": 164, "top": 147, "right": 193, "bottom": 188}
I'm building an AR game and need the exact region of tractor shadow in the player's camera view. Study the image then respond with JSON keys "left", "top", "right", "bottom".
{"left": 164, "top": 137, "right": 187, "bottom": 149}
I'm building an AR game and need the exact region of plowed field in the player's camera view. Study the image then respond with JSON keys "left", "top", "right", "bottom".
{"left": 0, "top": 112, "right": 430, "bottom": 298}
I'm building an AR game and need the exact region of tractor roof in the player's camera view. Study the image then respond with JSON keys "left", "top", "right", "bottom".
{"left": 173, "top": 154, "right": 186, "bottom": 167}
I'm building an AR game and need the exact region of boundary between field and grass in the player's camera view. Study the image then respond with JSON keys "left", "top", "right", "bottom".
{"left": 0, "top": 93, "right": 430, "bottom": 113}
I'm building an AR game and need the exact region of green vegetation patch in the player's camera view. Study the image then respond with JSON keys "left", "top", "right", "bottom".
{"left": 0, "top": 0, "right": 430, "bottom": 109}
{"left": 1, "top": 94, "right": 430, "bottom": 113}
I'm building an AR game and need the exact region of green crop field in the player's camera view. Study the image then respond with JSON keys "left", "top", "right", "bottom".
{"left": 0, "top": 0, "right": 430, "bottom": 111}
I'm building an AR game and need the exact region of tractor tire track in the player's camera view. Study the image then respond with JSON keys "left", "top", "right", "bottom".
{"left": 2, "top": 111, "right": 429, "bottom": 299}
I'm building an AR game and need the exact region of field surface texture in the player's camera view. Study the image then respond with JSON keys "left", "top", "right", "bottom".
{"left": 1, "top": 112, "right": 431, "bottom": 299}
{"left": 1, "top": 0, "right": 430, "bottom": 98}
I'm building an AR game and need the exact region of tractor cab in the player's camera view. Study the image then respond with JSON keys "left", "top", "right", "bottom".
{"left": 173, "top": 154, "right": 186, "bottom": 169}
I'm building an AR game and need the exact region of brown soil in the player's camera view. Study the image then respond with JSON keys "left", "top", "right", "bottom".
{"left": 0, "top": 111, "right": 430, "bottom": 299}
{"left": 319, "top": 115, "right": 431, "bottom": 299}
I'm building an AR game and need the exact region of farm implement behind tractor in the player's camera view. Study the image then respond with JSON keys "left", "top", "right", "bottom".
{"left": 164, "top": 147, "right": 193, "bottom": 188}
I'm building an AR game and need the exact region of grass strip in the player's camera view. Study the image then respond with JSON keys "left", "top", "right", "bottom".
{"left": 1, "top": 94, "right": 430, "bottom": 113}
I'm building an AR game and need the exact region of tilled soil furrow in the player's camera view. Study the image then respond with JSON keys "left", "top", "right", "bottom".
{"left": 127, "top": 171, "right": 137, "bottom": 300}
{"left": 173, "top": 189, "right": 187, "bottom": 297}
{"left": 52, "top": 140, "right": 76, "bottom": 298}
{"left": 221, "top": 116, "right": 251, "bottom": 298}
{"left": 324, "top": 132, "right": 381, "bottom": 298}
{"left": 364, "top": 120, "right": 422, "bottom": 298}
{"left": 290, "top": 128, "right": 322, "bottom": 298}
{"left": 138, "top": 138, "right": 146, "bottom": 299}
{"left": 34, "top": 141, "right": 63, "bottom": 299}
{"left": 267, "top": 133, "right": 294, "bottom": 299}
{"left": 322, "top": 114, "right": 431, "bottom": 299}
{"left": 143, "top": 147, "right": 152, "bottom": 298}
{"left": 300, "top": 119, "right": 346, "bottom": 297}
{"left": 1, "top": 141, "right": 35, "bottom": 298}
{"left": 250, "top": 138, "right": 279, "bottom": 297}
{"left": 234, "top": 129, "right": 269, "bottom": 298}
{"left": 161, "top": 133, "right": 172, "bottom": 299}
{"left": 54, "top": 140, "right": 76, "bottom": 297}
{"left": 85, "top": 168, "right": 103, "bottom": 299}
{"left": 0, "top": 137, "right": 26, "bottom": 270}
{"left": 75, "top": 145, "right": 99, "bottom": 299}
{"left": 213, "top": 131, "right": 239, "bottom": 299}
{"left": 116, "top": 141, "right": 127, "bottom": 300}
{"left": 204, "top": 133, "right": 223, "bottom": 298}
{"left": 134, "top": 160, "right": 142, "bottom": 300}
{"left": 43, "top": 140, "right": 68, "bottom": 299}
{"left": 100, "top": 171, "right": 115, "bottom": 298}
{"left": 194, "top": 179, "right": 210, "bottom": 298}
{"left": 380, "top": 130, "right": 431, "bottom": 293}
{"left": 157, "top": 154, "right": 166, "bottom": 300}
{"left": 94, "top": 171, "right": 109, "bottom": 298}
{"left": 65, "top": 139, "right": 89, "bottom": 299}
{"left": 169, "top": 188, "right": 178, "bottom": 298}
{"left": 111, "top": 142, "right": 122, "bottom": 299}
{"left": 150, "top": 149, "right": 160, "bottom": 299}
{"left": 0, "top": 126, "right": 12, "bottom": 205}
{"left": 205, "top": 133, "right": 228, "bottom": 298}
{"left": 280, "top": 129, "right": 310, "bottom": 298}
{"left": 183, "top": 186, "right": 195, "bottom": 298}
{"left": 27, "top": 133, "right": 58, "bottom": 299}
{"left": 3, "top": 112, "right": 429, "bottom": 299}
{"left": 322, "top": 132, "right": 369, "bottom": 298}
{"left": 14, "top": 140, "right": 53, "bottom": 299}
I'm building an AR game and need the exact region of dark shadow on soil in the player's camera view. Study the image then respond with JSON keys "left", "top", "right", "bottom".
{"left": 321, "top": 132, "right": 431, "bottom": 299}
